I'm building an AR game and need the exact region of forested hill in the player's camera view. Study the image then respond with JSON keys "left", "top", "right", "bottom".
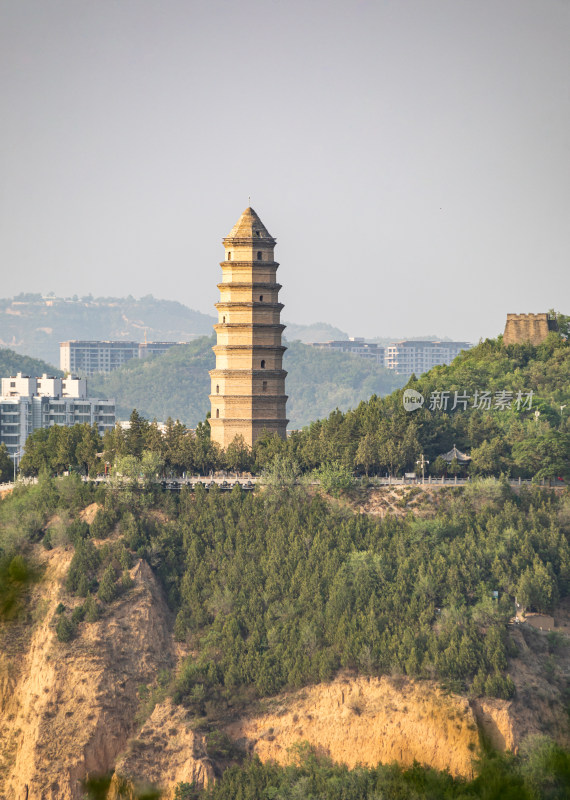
{"left": 275, "top": 329, "right": 570, "bottom": 479}
{"left": 89, "top": 337, "right": 405, "bottom": 428}
{"left": 0, "top": 348, "right": 62, "bottom": 379}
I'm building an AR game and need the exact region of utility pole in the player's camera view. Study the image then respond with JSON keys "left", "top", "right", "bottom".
{"left": 416, "top": 454, "right": 429, "bottom": 483}
{"left": 13, "top": 450, "right": 21, "bottom": 483}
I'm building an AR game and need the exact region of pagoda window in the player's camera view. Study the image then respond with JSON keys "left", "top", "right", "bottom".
{"left": 257, "top": 251, "right": 262, "bottom": 260}
{"left": 216, "top": 409, "right": 220, "bottom": 418}
{"left": 223, "top": 316, "right": 226, "bottom": 323}
{"left": 262, "top": 381, "right": 268, "bottom": 392}
{"left": 216, "top": 385, "right": 219, "bottom": 394}
{"left": 259, "top": 295, "right": 263, "bottom": 302}
{"left": 227, "top": 252, "right": 231, "bottom": 260}
{"left": 260, "top": 360, "right": 266, "bottom": 369}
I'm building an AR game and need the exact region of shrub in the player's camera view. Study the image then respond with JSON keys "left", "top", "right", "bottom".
{"left": 90, "top": 508, "right": 117, "bottom": 539}
{"left": 67, "top": 519, "right": 90, "bottom": 547}
{"left": 174, "top": 783, "right": 201, "bottom": 800}
{"left": 484, "top": 672, "right": 516, "bottom": 699}
{"left": 83, "top": 594, "right": 101, "bottom": 622}
{"left": 312, "top": 461, "right": 355, "bottom": 496}
{"left": 56, "top": 615, "right": 76, "bottom": 643}
{"left": 71, "top": 604, "right": 85, "bottom": 625}
{"left": 97, "top": 565, "right": 117, "bottom": 604}
{"left": 8, "top": 555, "right": 29, "bottom": 582}
{"left": 66, "top": 539, "right": 101, "bottom": 596}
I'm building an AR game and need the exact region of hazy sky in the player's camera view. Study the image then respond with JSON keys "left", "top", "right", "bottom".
{"left": 1, "top": 0, "right": 569, "bottom": 342}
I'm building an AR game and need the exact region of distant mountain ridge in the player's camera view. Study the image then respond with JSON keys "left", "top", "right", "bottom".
{"left": 0, "top": 295, "right": 453, "bottom": 369}
{"left": 0, "top": 294, "right": 216, "bottom": 365}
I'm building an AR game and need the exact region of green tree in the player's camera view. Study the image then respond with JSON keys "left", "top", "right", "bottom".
{"left": 140, "top": 451, "right": 165, "bottom": 484}
{"left": 355, "top": 433, "right": 378, "bottom": 476}
{"left": 113, "top": 455, "right": 142, "bottom": 482}
{"left": 517, "top": 559, "right": 559, "bottom": 613}
{"left": 313, "top": 461, "right": 354, "bottom": 496}
{"left": 430, "top": 455, "right": 447, "bottom": 477}
{"left": 19, "top": 428, "right": 51, "bottom": 476}
{"left": 262, "top": 453, "right": 301, "bottom": 487}
{"left": 0, "top": 443, "right": 13, "bottom": 482}
{"left": 224, "top": 435, "right": 254, "bottom": 474}
{"left": 125, "top": 409, "right": 149, "bottom": 458}
{"left": 56, "top": 615, "right": 76, "bottom": 642}
{"left": 98, "top": 565, "right": 117, "bottom": 604}
{"left": 75, "top": 424, "right": 103, "bottom": 476}
{"left": 469, "top": 437, "right": 508, "bottom": 476}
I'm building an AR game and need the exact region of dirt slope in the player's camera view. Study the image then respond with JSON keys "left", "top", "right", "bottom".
{"left": 0, "top": 550, "right": 176, "bottom": 800}
{"left": 226, "top": 676, "right": 481, "bottom": 778}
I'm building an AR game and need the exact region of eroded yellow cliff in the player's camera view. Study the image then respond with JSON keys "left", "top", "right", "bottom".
{"left": 0, "top": 548, "right": 176, "bottom": 800}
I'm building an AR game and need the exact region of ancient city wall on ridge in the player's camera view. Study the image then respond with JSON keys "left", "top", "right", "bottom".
{"left": 503, "top": 313, "right": 558, "bottom": 346}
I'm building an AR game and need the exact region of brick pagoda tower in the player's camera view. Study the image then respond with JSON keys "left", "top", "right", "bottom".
{"left": 209, "top": 207, "right": 288, "bottom": 448}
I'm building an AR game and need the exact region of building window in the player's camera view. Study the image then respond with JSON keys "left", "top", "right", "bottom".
{"left": 259, "top": 295, "right": 263, "bottom": 301}
{"left": 227, "top": 251, "right": 231, "bottom": 260}
{"left": 260, "top": 360, "right": 266, "bottom": 369}
{"left": 262, "top": 380, "right": 267, "bottom": 392}
{"left": 257, "top": 251, "right": 262, "bottom": 260}
{"left": 216, "top": 409, "right": 220, "bottom": 418}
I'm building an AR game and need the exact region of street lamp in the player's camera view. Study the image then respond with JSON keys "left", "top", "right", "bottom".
{"left": 416, "top": 454, "right": 429, "bottom": 483}
{"left": 560, "top": 405, "right": 567, "bottom": 429}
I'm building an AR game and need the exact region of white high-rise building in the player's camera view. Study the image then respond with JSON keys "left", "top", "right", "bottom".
{"left": 384, "top": 341, "right": 472, "bottom": 377}
{"left": 0, "top": 373, "right": 115, "bottom": 461}
{"left": 60, "top": 340, "right": 183, "bottom": 375}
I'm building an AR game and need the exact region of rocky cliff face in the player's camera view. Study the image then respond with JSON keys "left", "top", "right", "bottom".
{"left": 0, "top": 549, "right": 176, "bottom": 800}
{"left": 226, "top": 675, "right": 481, "bottom": 778}
{"left": 1, "top": 534, "right": 568, "bottom": 799}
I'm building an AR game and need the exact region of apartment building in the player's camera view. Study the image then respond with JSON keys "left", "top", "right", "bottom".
{"left": 384, "top": 341, "right": 471, "bottom": 376}
{"left": 0, "top": 373, "right": 115, "bottom": 459}
{"left": 308, "top": 337, "right": 385, "bottom": 364}
{"left": 60, "top": 340, "right": 182, "bottom": 375}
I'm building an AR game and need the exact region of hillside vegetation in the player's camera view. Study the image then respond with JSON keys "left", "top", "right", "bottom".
{"left": 265, "top": 331, "right": 570, "bottom": 481}
{"left": 0, "top": 347, "right": 62, "bottom": 379}
{"left": 17, "top": 329, "right": 570, "bottom": 481}
{"left": 2, "top": 475, "right": 570, "bottom": 799}
{"left": 2, "top": 477, "right": 568, "bottom": 703}
{"left": 88, "top": 337, "right": 405, "bottom": 428}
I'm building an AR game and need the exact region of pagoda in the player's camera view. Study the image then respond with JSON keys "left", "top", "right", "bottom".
{"left": 209, "top": 207, "right": 288, "bottom": 448}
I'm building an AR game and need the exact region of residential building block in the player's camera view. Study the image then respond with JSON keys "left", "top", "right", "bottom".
{"left": 0, "top": 373, "right": 115, "bottom": 461}
{"left": 60, "top": 340, "right": 183, "bottom": 375}
{"left": 308, "top": 337, "right": 385, "bottom": 364}
{"left": 385, "top": 341, "right": 471, "bottom": 377}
